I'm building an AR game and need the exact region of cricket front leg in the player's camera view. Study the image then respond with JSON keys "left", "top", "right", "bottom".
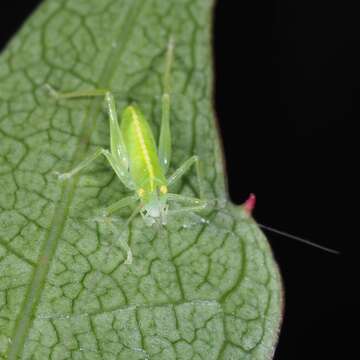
{"left": 167, "top": 193, "right": 208, "bottom": 213}
{"left": 104, "top": 204, "right": 142, "bottom": 265}
{"left": 102, "top": 194, "right": 138, "bottom": 217}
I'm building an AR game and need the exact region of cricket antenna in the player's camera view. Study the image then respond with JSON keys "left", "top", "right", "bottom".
{"left": 243, "top": 193, "right": 340, "bottom": 255}
{"left": 258, "top": 223, "right": 340, "bottom": 255}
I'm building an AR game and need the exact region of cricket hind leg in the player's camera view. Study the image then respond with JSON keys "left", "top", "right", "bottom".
{"left": 56, "top": 147, "right": 134, "bottom": 191}
{"left": 47, "top": 85, "right": 132, "bottom": 177}
{"left": 56, "top": 147, "right": 106, "bottom": 180}
{"left": 44, "top": 85, "right": 109, "bottom": 99}
{"left": 158, "top": 37, "right": 175, "bottom": 174}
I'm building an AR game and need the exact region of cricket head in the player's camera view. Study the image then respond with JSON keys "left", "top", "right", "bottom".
{"left": 138, "top": 185, "right": 169, "bottom": 226}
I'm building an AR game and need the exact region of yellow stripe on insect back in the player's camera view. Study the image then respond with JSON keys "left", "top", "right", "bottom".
{"left": 130, "top": 107, "right": 155, "bottom": 191}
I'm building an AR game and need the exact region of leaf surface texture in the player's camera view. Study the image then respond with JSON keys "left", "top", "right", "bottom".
{"left": 0, "top": 1, "right": 282, "bottom": 359}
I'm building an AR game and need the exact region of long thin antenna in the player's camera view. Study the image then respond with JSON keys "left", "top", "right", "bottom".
{"left": 243, "top": 193, "right": 340, "bottom": 255}
{"left": 258, "top": 223, "right": 340, "bottom": 255}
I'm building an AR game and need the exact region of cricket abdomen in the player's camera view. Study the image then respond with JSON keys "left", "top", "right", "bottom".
{"left": 121, "top": 105, "right": 166, "bottom": 192}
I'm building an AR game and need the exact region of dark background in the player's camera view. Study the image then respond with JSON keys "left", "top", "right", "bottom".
{"left": 214, "top": 1, "right": 352, "bottom": 359}
{"left": 0, "top": 1, "right": 353, "bottom": 359}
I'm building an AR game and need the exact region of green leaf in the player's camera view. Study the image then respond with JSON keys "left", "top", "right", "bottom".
{"left": 0, "top": 1, "right": 283, "bottom": 359}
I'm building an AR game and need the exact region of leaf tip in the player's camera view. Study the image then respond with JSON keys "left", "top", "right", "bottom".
{"left": 244, "top": 193, "right": 256, "bottom": 215}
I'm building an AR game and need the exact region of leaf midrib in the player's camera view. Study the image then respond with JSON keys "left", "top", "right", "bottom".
{"left": 7, "top": 1, "right": 146, "bottom": 358}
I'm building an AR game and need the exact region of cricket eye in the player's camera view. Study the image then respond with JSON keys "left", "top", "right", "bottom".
{"left": 159, "top": 185, "right": 167, "bottom": 194}
{"left": 137, "top": 188, "right": 145, "bottom": 197}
